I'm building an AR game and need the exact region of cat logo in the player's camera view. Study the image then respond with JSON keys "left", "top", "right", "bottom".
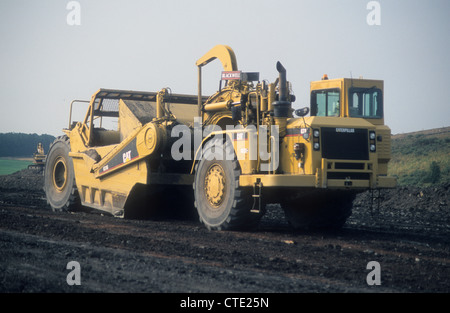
{"left": 123, "top": 150, "right": 132, "bottom": 163}
{"left": 336, "top": 128, "right": 355, "bottom": 133}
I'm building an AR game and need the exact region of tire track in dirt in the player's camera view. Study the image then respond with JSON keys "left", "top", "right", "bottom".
{"left": 1, "top": 203, "right": 449, "bottom": 292}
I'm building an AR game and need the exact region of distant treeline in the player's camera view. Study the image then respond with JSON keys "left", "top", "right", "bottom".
{"left": 0, "top": 133, "right": 56, "bottom": 157}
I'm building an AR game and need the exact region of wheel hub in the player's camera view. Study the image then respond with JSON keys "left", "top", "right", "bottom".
{"left": 53, "top": 157, "right": 68, "bottom": 192}
{"left": 204, "top": 164, "right": 226, "bottom": 207}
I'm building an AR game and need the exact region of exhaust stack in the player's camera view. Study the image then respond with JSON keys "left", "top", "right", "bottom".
{"left": 277, "top": 61, "right": 287, "bottom": 102}
{"left": 272, "top": 61, "right": 291, "bottom": 137}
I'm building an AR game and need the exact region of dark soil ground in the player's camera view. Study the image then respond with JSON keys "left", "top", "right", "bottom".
{"left": 0, "top": 169, "right": 449, "bottom": 300}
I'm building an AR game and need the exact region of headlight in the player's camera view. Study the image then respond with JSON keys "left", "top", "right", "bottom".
{"left": 314, "top": 142, "right": 320, "bottom": 150}
{"left": 313, "top": 129, "right": 320, "bottom": 138}
{"left": 369, "top": 131, "right": 376, "bottom": 152}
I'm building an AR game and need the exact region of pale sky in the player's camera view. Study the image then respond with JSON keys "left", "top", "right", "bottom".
{"left": 0, "top": 0, "right": 449, "bottom": 136}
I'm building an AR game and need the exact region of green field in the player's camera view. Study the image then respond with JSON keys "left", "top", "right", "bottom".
{"left": 0, "top": 158, "right": 33, "bottom": 175}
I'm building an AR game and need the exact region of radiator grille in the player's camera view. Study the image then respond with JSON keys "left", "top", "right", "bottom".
{"left": 321, "top": 127, "right": 369, "bottom": 160}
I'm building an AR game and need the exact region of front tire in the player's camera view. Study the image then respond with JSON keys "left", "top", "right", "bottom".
{"left": 193, "top": 139, "right": 255, "bottom": 230}
{"left": 44, "top": 136, "right": 80, "bottom": 212}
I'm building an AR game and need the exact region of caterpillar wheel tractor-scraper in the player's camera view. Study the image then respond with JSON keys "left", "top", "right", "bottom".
{"left": 44, "top": 45, "right": 396, "bottom": 230}
{"left": 28, "top": 143, "right": 46, "bottom": 172}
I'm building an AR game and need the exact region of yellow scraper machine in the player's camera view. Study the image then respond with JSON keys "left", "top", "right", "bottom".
{"left": 44, "top": 45, "right": 396, "bottom": 230}
{"left": 28, "top": 143, "right": 46, "bottom": 171}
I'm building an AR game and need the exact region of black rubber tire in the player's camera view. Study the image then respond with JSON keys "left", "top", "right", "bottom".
{"left": 44, "top": 136, "right": 80, "bottom": 212}
{"left": 193, "top": 138, "right": 256, "bottom": 230}
{"left": 282, "top": 190, "right": 355, "bottom": 231}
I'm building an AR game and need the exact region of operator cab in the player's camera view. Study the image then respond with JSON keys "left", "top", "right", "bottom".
{"left": 309, "top": 75, "right": 384, "bottom": 125}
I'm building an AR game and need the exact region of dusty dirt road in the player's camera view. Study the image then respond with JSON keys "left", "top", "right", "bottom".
{"left": 0, "top": 170, "right": 449, "bottom": 299}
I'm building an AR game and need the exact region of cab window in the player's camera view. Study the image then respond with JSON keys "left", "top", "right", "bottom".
{"left": 311, "top": 89, "right": 340, "bottom": 117}
{"left": 348, "top": 87, "right": 383, "bottom": 119}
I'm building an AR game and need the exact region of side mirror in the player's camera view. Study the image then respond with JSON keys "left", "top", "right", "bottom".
{"left": 295, "top": 107, "right": 310, "bottom": 117}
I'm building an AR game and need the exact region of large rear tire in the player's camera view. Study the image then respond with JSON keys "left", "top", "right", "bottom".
{"left": 194, "top": 138, "right": 257, "bottom": 230}
{"left": 44, "top": 136, "right": 80, "bottom": 212}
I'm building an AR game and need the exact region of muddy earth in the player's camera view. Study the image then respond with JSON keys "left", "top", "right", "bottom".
{"left": 0, "top": 169, "right": 449, "bottom": 298}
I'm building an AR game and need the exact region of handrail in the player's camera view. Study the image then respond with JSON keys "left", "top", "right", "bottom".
{"left": 68, "top": 100, "right": 90, "bottom": 129}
